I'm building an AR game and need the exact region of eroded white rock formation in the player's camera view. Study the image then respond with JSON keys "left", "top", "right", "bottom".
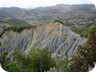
{"left": 0, "top": 22, "right": 86, "bottom": 57}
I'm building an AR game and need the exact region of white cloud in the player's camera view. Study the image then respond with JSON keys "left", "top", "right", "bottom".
{"left": 90, "top": 0, "right": 96, "bottom": 6}
{"left": 0, "top": 0, "right": 6, "bottom": 7}
{"left": 1, "top": 0, "right": 92, "bottom": 8}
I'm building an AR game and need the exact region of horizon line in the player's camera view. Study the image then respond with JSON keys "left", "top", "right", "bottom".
{"left": 0, "top": 3, "right": 94, "bottom": 9}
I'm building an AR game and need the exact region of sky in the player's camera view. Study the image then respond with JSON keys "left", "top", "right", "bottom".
{"left": 0, "top": 0, "right": 94, "bottom": 8}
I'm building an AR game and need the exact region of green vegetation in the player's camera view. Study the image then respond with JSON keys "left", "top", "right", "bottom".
{"left": 53, "top": 20, "right": 64, "bottom": 24}
{"left": 48, "top": 23, "right": 96, "bottom": 72}
{"left": 88, "top": 24, "right": 96, "bottom": 40}
{"left": 71, "top": 23, "right": 96, "bottom": 38}
{"left": 0, "top": 19, "right": 36, "bottom": 37}
{"left": 0, "top": 25, "right": 36, "bottom": 37}
{"left": 0, "top": 11, "right": 13, "bottom": 20}
{"left": 0, "top": 20, "right": 96, "bottom": 72}
{"left": 71, "top": 26, "right": 89, "bottom": 38}
{"left": 5, "top": 18, "right": 30, "bottom": 27}
{"left": 0, "top": 23, "right": 96, "bottom": 72}
{"left": 72, "top": 24, "right": 96, "bottom": 72}
{"left": 47, "top": 56, "right": 75, "bottom": 72}
{"left": 0, "top": 22, "right": 36, "bottom": 37}
{"left": 0, "top": 48, "right": 56, "bottom": 72}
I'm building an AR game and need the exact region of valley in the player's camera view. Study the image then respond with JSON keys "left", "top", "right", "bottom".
{"left": 0, "top": 4, "right": 96, "bottom": 72}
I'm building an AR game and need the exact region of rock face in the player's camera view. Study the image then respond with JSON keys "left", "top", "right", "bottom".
{"left": 0, "top": 22, "right": 86, "bottom": 57}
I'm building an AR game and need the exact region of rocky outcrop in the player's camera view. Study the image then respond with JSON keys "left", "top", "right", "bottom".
{"left": 0, "top": 22, "right": 86, "bottom": 57}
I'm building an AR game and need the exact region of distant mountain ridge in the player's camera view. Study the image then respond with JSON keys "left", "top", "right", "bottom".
{"left": 0, "top": 4, "right": 96, "bottom": 26}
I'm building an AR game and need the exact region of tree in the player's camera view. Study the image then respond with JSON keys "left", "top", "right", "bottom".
{"left": 72, "top": 24, "right": 96, "bottom": 72}
{"left": 29, "top": 48, "right": 56, "bottom": 72}
{"left": 0, "top": 48, "right": 56, "bottom": 72}
{"left": 0, "top": 52, "right": 21, "bottom": 72}
{"left": 47, "top": 55, "right": 75, "bottom": 72}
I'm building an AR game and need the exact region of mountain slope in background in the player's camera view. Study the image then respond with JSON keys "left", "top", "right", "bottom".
{"left": 0, "top": 4, "right": 96, "bottom": 72}
{"left": 0, "top": 4, "right": 96, "bottom": 27}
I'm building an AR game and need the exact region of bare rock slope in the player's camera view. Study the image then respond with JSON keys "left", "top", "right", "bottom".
{"left": 0, "top": 22, "right": 86, "bottom": 57}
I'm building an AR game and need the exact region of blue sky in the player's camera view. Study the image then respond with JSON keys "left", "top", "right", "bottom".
{"left": 0, "top": 0, "right": 93, "bottom": 8}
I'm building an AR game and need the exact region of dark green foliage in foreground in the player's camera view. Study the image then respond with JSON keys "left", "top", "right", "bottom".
{"left": 72, "top": 24, "right": 96, "bottom": 72}
{"left": 29, "top": 48, "right": 56, "bottom": 72}
{"left": 0, "top": 52, "right": 21, "bottom": 72}
{"left": 48, "top": 23, "right": 96, "bottom": 72}
{"left": 0, "top": 23, "right": 96, "bottom": 72}
{"left": 47, "top": 55, "right": 75, "bottom": 72}
{"left": 0, "top": 48, "right": 56, "bottom": 72}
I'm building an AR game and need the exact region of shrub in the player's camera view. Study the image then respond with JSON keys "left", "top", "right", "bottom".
{"left": 72, "top": 24, "right": 96, "bottom": 72}
{"left": 47, "top": 55, "right": 75, "bottom": 72}
{"left": 29, "top": 48, "right": 56, "bottom": 72}
{"left": 0, "top": 48, "right": 56, "bottom": 72}
{"left": 53, "top": 20, "right": 64, "bottom": 24}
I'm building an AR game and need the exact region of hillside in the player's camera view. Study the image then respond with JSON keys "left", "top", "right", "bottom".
{"left": 0, "top": 4, "right": 96, "bottom": 72}
{"left": 0, "top": 4, "right": 96, "bottom": 27}
{"left": 0, "top": 22, "right": 86, "bottom": 57}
